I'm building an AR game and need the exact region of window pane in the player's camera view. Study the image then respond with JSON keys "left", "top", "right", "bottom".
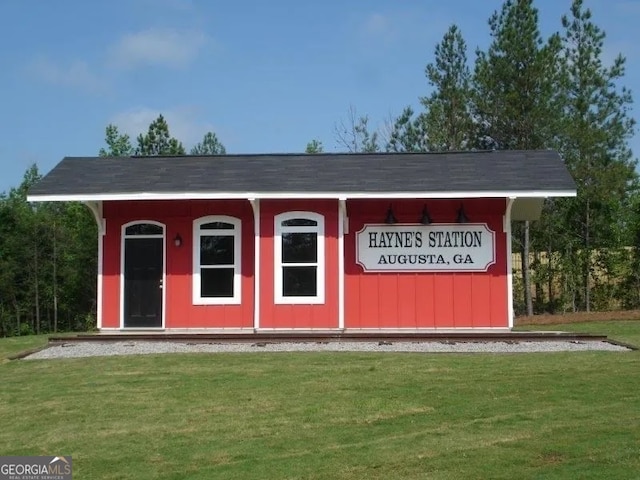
{"left": 201, "top": 222, "right": 235, "bottom": 230}
{"left": 282, "top": 218, "right": 317, "bottom": 227}
{"left": 283, "top": 266, "right": 317, "bottom": 297}
{"left": 282, "top": 233, "right": 317, "bottom": 263}
{"left": 201, "top": 236, "right": 234, "bottom": 265}
{"left": 125, "top": 223, "right": 162, "bottom": 235}
{"left": 201, "top": 268, "right": 234, "bottom": 297}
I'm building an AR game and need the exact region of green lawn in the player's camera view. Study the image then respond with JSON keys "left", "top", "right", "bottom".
{"left": 1, "top": 323, "right": 639, "bottom": 479}
{"left": 0, "top": 334, "right": 49, "bottom": 362}
{"left": 515, "top": 319, "right": 640, "bottom": 347}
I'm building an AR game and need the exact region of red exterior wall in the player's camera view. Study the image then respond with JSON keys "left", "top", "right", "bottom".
{"left": 344, "top": 198, "right": 508, "bottom": 329}
{"left": 259, "top": 200, "right": 339, "bottom": 329}
{"left": 101, "top": 200, "right": 255, "bottom": 329}
{"left": 100, "top": 197, "right": 507, "bottom": 330}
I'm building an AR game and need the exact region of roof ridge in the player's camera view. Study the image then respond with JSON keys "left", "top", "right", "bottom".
{"left": 67, "top": 150, "right": 509, "bottom": 161}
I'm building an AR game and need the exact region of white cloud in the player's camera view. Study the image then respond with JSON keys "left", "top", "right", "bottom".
{"left": 110, "top": 106, "right": 216, "bottom": 147}
{"left": 361, "top": 13, "right": 394, "bottom": 43}
{"left": 108, "top": 28, "right": 209, "bottom": 69}
{"left": 27, "top": 57, "right": 107, "bottom": 93}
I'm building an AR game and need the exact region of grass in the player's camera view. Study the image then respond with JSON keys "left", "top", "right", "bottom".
{"left": 1, "top": 323, "right": 639, "bottom": 479}
{"left": 515, "top": 320, "right": 640, "bottom": 347}
{"left": 0, "top": 334, "right": 49, "bottom": 362}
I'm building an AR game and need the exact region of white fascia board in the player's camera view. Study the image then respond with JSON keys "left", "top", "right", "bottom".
{"left": 26, "top": 190, "right": 577, "bottom": 203}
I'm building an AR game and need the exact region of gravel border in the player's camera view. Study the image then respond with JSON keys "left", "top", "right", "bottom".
{"left": 23, "top": 339, "right": 630, "bottom": 360}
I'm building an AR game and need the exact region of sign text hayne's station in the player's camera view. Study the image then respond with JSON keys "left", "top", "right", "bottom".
{"left": 356, "top": 223, "right": 496, "bottom": 272}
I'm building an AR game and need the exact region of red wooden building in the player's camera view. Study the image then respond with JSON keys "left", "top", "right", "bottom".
{"left": 28, "top": 150, "right": 575, "bottom": 332}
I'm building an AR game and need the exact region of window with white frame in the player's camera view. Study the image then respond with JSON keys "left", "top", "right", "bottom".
{"left": 193, "top": 216, "right": 241, "bottom": 304}
{"left": 275, "top": 212, "right": 324, "bottom": 304}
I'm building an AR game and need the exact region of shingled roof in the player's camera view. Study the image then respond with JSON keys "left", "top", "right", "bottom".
{"left": 28, "top": 150, "right": 575, "bottom": 201}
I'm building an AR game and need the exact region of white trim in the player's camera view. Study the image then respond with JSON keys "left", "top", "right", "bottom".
{"left": 97, "top": 326, "right": 509, "bottom": 333}
{"left": 338, "top": 200, "right": 346, "bottom": 329}
{"left": 355, "top": 222, "right": 496, "bottom": 273}
{"left": 505, "top": 198, "right": 516, "bottom": 329}
{"left": 192, "top": 215, "right": 242, "bottom": 305}
{"left": 255, "top": 328, "right": 347, "bottom": 332}
{"left": 96, "top": 219, "right": 105, "bottom": 329}
{"left": 98, "top": 327, "right": 255, "bottom": 332}
{"left": 83, "top": 201, "right": 105, "bottom": 234}
{"left": 112, "top": 327, "right": 166, "bottom": 331}
{"left": 121, "top": 234, "right": 163, "bottom": 239}
{"left": 27, "top": 190, "right": 577, "bottom": 203}
{"left": 255, "top": 327, "right": 511, "bottom": 332}
{"left": 120, "top": 220, "right": 166, "bottom": 329}
{"left": 274, "top": 211, "right": 325, "bottom": 304}
{"left": 343, "top": 327, "right": 512, "bottom": 333}
{"left": 249, "top": 199, "right": 260, "bottom": 330}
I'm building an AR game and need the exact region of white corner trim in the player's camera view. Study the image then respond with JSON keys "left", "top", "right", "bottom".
{"left": 96, "top": 219, "right": 105, "bottom": 329}
{"left": 249, "top": 199, "right": 260, "bottom": 329}
{"left": 27, "top": 190, "right": 577, "bottom": 203}
{"left": 274, "top": 211, "right": 325, "bottom": 304}
{"left": 505, "top": 198, "right": 515, "bottom": 329}
{"left": 192, "top": 215, "right": 242, "bottom": 305}
{"left": 338, "top": 200, "right": 346, "bottom": 329}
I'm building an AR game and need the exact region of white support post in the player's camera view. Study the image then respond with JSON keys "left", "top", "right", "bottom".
{"left": 338, "top": 199, "right": 347, "bottom": 330}
{"left": 249, "top": 199, "right": 261, "bottom": 330}
{"left": 83, "top": 201, "right": 105, "bottom": 330}
{"left": 505, "top": 197, "right": 516, "bottom": 329}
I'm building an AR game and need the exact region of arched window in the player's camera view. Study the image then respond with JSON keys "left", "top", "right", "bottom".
{"left": 193, "top": 216, "right": 241, "bottom": 304}
{"left": 274, "top": 211, "right": 324, "bottom": 304}
{"left": 124, "top": 223, "right": 163, "bottom": 236}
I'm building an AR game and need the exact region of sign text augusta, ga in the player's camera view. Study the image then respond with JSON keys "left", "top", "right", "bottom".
{"left": 356, "top": 223, "right": 496, "bottom": 272}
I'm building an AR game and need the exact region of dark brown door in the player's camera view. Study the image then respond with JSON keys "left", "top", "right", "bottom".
{"left": 124, "top": 237, "right": 163, "bottom": 328}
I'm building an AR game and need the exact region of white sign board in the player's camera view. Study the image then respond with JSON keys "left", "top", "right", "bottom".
{"left": 356, "top": 223, "right": 496, "bottom": 272}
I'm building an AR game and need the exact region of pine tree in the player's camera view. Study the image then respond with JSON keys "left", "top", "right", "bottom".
{"left": 190, "top": 132, "right": 226, "bottom": 155}
{"left": 387, "top": 25, "right": 473, "bottom": 153}
{"left": 473, "top": 0, "right": 562, "bottom": 316}
{"left": 135, "top": 115, "right": 186, "bottom": 156}
{"left": 556, "top": 0, "right": 637, "bottom": 311}
{"left": 386, "top": 107, "right": 428, "bottom": 153}
{"left": 422, "top": 25, "right": 474, "bottom": 151}
{"left": 305, "top": 139, "right": 324, "bottom": 154}
{"left": 99, "top": 125, "right": 134, "bottom": 157}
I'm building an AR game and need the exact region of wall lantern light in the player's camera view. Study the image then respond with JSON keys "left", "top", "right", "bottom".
{"left": 174, "top": 233, "right": 183, "bottom": 247}
{"left": 420, "top": 205, "right": 432, "bottom": 225}
{"left": 456, "top": 205, "right": 469, "bottom": 224}
{"left": 385, "top": 205, "right": 398, "bottom": 224}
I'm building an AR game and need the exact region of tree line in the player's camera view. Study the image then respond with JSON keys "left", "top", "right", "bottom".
{"left": 0, "top": 0, "right": 636, "bottom": 336}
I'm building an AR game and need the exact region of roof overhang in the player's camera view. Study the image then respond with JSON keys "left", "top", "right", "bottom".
{"left": 511, "top": 197, "right": 547, "bottom": 221}
{"left": 27, "top": 190, "right": 576, "bottom": 203}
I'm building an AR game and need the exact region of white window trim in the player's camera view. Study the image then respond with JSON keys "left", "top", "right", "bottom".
{"left": 193, "top": 215, "right": 242, "bottom": 305}
{"left": 274, "top": 211, "right": 325, "bottom": 305}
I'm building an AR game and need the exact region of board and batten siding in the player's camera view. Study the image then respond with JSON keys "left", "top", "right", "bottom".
{"left": 101, "top": 200, "right": 255, "bottom": 329}
{"left": 100, "top": 197, "right": 508, "bottom": 330}
{"left": 344, "top": 198, "right": 509, "bottom": 329}
{"left": 258, "top": 199, "right": 340, "bottom": 329}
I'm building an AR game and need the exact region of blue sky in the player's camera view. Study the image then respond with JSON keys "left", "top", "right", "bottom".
{"left": 0, "top": 0, "right": 638, "bottom": 192}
